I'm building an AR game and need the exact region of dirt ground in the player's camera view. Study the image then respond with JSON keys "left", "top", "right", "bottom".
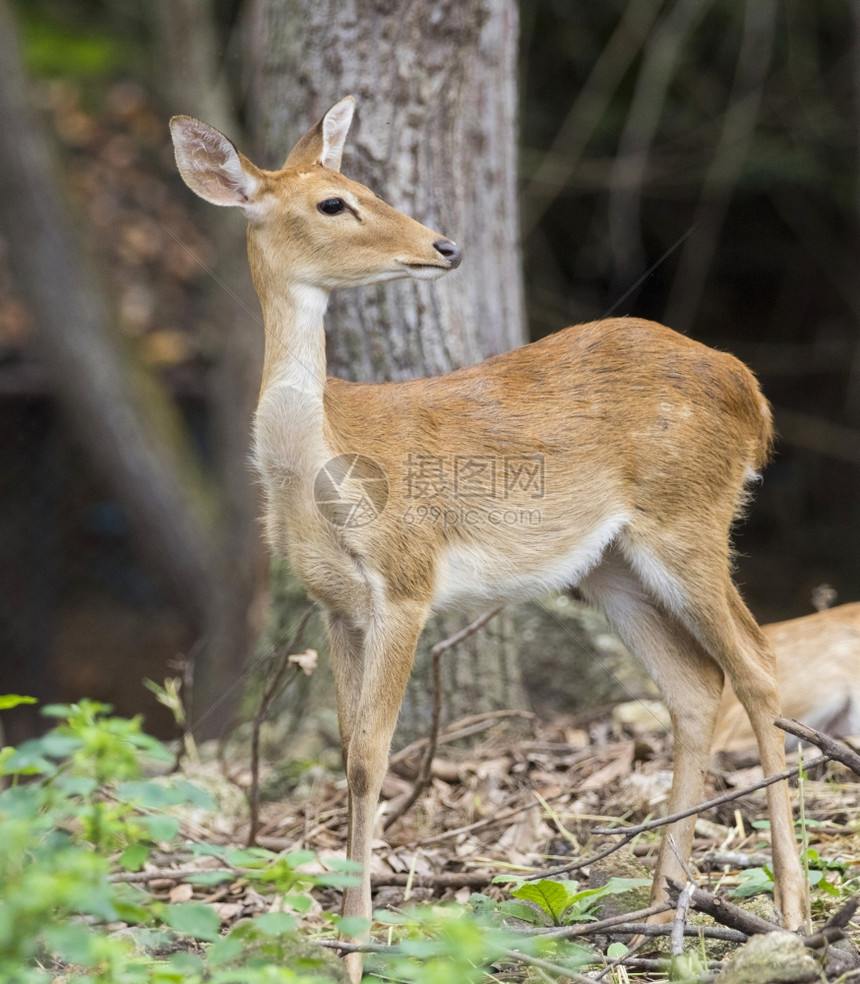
{"left": 127, "top": 706, "right": 860, "bottom": 980}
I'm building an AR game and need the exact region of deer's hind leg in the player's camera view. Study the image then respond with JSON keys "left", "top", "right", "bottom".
{"left": 618, "top": 531, "right": 805, "bottom": 929}
{"left": 578, "top": 544, "right": 725, "bottom": 913}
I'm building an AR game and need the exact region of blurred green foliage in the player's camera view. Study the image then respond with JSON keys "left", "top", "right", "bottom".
{"left": 12, "top": 0, "right": 142, "bottom": 80}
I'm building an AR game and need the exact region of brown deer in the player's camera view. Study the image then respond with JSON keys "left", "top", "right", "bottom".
{"left": 170, "top": 97, "right": 806, "bottom": 979}
{"left": 714, "top": 602, "right": 860, "bottom": 755}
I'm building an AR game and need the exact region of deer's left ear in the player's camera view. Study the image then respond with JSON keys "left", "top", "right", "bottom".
{"left": 284, "top": 96, "right": 356, "bottom": 172}
{"left": 170, "top": 115, "right": 262, "bottom": 209}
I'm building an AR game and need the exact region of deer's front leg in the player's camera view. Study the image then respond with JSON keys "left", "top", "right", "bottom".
{"left": 327, "top": 602, "right": 428, "bottom": 982}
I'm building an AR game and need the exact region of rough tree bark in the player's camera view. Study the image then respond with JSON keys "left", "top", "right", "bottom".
{"left": 245, "top": 0, "right": 528, "bottom": 736}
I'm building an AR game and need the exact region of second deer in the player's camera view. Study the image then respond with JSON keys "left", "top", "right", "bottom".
{"left": 170, "top": 97, "right": 806, "bottom": 979}
{"left": 714, "top": 601, "right": 860, "bottom": 756}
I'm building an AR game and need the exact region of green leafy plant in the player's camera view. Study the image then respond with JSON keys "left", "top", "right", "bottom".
{"left": 482, "top": 874, "right": 651, "bottom": 927}
{"left": 0, "top": 696, "right": 369, "bottom": 984}
{"left": 369, "top": 903, "right": 593, "bottom": 984}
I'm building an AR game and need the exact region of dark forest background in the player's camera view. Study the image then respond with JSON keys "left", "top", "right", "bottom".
{"left": 1, "top": 0, "right": 858, "bottom": 740}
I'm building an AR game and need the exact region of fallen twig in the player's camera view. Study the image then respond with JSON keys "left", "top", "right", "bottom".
{"left": 617, "top": 956, "right": 724, "bottom": 975}
{"left": 498, "top": 946, "right": 596, "bottom": 984}
{"left": 530, "top": 761, "right": 807, "bottom": 882}
{"left": 370, "top": 869, "right": 497, "bottom": 889}
{"left": 592, "top": 763, "right": 804, "bottom": 837}
{"left": 665, "top": 876, "right": 780, "bottom": 936}
{"left": 108, "top": 866, "right": 237, "bottom": 884}
{"left": 699, "top": 849, "right": 771, "bottom": 870}
{"left": 247, "top": 607, "right": 314, "bottom": 846}
{"left": 520, "top": 902, "right": 673, "bottom": 938}
{"left": 672, "top": 879, "right": 695, "bottom": 955}
{"left": 389, "top": 708, "right": 536, "bottom": 768}
{"left": 803, "top": 895, "right": 860, "bottom": 950}
{"left": 612, "top": 922, "right": 747, "bottom": 942}
{"left": 776, "top": 717, "right": 860, "bottom": 776}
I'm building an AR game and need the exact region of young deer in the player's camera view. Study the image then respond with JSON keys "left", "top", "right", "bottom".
{"left": 171, "top": 97, "right": 806, "bottom": 977}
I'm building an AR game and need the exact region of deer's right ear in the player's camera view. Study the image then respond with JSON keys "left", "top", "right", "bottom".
{"left": 170, "top": 116, "right": 260, "bottom": 208}
{"left": 284, "top": 96, "right": 356, "bottom": 172}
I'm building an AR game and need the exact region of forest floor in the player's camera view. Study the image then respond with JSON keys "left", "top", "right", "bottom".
{"left": 125, "top": 707, "right": 860, "bottom": 981}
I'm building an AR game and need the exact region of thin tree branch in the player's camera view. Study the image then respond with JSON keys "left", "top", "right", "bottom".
{"left": 665, "top": 0, "right": 777, "bottom": 331}
{"left": 521, "top": 0, "right": 661, "bottom": 236}
{"left": 529, "top": 761, "right": 804, "bottom": 881}
{"left": 775, "top": 717, "right": 860, "bottom": 775}
{"left": 665, "top": 876, "right": 781, "bottom": 936}
{"left": 247, "top": 607, "right": 315, "bottom": 845}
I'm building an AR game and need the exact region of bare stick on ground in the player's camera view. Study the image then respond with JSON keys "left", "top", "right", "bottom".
{"left": 247, "top": 608, "right": 315, "bottom": 845}
{"left": 531, "top": 761, "right": 806, "bottom": 882}
{"left": 665, "top": 876, "right": 781, "bottom": 936}
{"left": 776, "top": 717, "right": 860, "bottom": 775}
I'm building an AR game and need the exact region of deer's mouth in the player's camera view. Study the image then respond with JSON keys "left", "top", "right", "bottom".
{"left": 398, "top": 261, "right": 453, "bottom": 280}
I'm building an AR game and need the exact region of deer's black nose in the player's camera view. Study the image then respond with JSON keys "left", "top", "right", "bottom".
{"left": 434, "top": 239, "right": 462, "bottom": 268}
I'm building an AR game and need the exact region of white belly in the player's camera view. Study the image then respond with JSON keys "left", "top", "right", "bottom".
{"left": 431, "top": 514, "right": 629, "bottom": 610}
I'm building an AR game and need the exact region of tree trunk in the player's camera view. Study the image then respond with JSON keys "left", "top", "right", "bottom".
{"left": 246, "top": 0, "right": 528, "bottom": 738}
{"left": 0, "top": 0, "right": 213, "bottom": 624}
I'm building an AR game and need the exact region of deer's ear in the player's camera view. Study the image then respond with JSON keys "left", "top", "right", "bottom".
{"left": 283, "top": 96, "right": 356, "bottom": 172}
{"left": 170, "top": 116, "right": 261, "bottom": 207}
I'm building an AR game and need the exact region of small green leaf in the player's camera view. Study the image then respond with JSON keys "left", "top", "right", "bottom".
{"left": 498, "top": 899, "right": 550, "bottom": 925}
{"left": 117, "top": 780, "right": 177, "bottom": 808}
{"left": 2, "top": 744, "right": 54, "bottom": 775}
{"left": 38, "top": 733, "right": 82, "bottom": 758}
{"left": 191, "top": 842, "right": 226, "bottom": 857}
{"left": 0, "top": 694, "right": 38, "bottom": 709}
{"left": 119, "top": 843, "right": 151, "bottom": 871}
{"left": 282, "top": 892, "right": 314, "bottom": 914}
{"left": 206, "top": 931, "right": 245, "bottom": 966}
{"left": 167, "top": 951, "right": 204, "bottom": 975}
{"left": 608, "top": 941, "right": 629, "bottom": 958}
{"left": 817, "top": 878, "right": 839, "bottom": 896}
{"left": 54, "top": 775, "right": 98, "bottom": 796}
{"left": 253, "top": 911, "right": 297, "bottom": 935}
{"left": 173, "top": 779, "right": 215, "bottom": 810}
{"left": 511, "top": 879, "right": 579, "bottom": 925}
{"left": 112, "top": 899, "right": 151, "bottom": 925}
{"left": 138, "top": 814, "right": 181, "bottom": 842}
{"left": 322, "top": 855, "right": 363, "bottom": 872}
{"left": 43, "top": 923, "right": 97, "bottom": 964}
{"left": 223, "top": 846, "right": 274, "bottom": 867}
{"left": 313, "top": 870, "right": 362, "bottom": 889}
{"left": 165, "top": 901, "right": 221, "bottom": 942}
{"left": 186, "top": 870, "right": 233, "bottom": 886}
{"left": 336, "top": 915, "right": 371, "bottom": 938}
{"left": 730, "top": 867, "right": 775, "bottom": 899}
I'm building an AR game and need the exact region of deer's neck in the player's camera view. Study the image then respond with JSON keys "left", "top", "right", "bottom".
{"left": 258, "top": 283, "right": 329, "bottom": 400}
{"left": 253, "top": 282, "right": 332, "bottom": 481}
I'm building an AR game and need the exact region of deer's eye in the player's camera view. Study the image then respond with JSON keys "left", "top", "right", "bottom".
{"left": 318, "top": 198, "right": 345, "bottom": 215}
